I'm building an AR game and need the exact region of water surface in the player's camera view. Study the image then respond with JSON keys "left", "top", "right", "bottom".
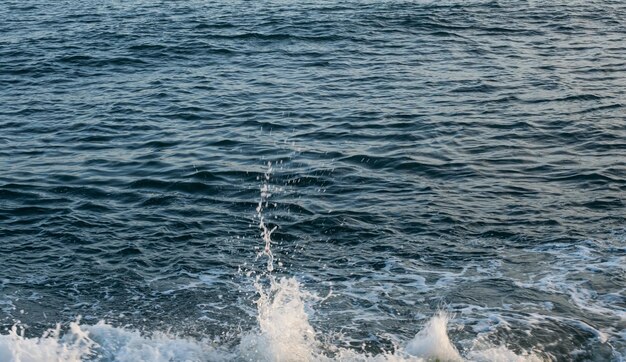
{"left": 1, "top": 0, "right": 625, "bottom": 360}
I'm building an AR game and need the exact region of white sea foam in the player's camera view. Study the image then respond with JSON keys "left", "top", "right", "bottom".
{"left": 514, "top": 242, "right": 626, "bottom": 328}
{"left": 0, "top": 166, "right": 585, "bottom": 361}
{"left": 0, "top": 322, "right": 93, "bottom": 362}
{"left": 0, "top": 276, "right": 545, "bottom": 362}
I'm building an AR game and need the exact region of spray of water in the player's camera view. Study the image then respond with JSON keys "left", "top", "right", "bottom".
{"left": 0, "top": 321, "right": 94, "bottom": 362}
{"left": 256, "top": 161, "right": 277, "bottom": 272}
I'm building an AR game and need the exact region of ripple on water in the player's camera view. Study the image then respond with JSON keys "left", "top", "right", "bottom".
{"left": 1, "top": 0, "right": 625, "bottom": 360}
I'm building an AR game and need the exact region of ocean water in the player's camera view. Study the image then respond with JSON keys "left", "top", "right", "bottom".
{"left": 1, "top": 0, "right": 625, "bottom": 361}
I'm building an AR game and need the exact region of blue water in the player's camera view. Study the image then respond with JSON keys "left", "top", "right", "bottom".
{"left": 1, "top": 0, "right": 625, "bottom": 361}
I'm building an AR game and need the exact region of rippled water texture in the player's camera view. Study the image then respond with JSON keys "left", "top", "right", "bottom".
{"left": 1, "top": 0, "right": 625, "bottom": 361}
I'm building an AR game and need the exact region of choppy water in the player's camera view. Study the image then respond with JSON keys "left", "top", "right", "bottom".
{"left": 1, "top": 0, "right": 625, "bottom": 361}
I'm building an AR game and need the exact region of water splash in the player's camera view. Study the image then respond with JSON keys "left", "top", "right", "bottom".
{"left": 405, "top": 313, "right": 462, "bottom": 361}
{"left": 0, "top": 321, "right": 94, "bottom": 362}
{"left": 0, "top": 298, "right": 546, "bottom": 361}
{"left": 240, "top": 277, "right": 318, "bottom": 361}
{"left": 0, "top": 162, "right": 549, "bottom": 361}
{"left": 256, "top": 161, "right": 277, "bottom": 272}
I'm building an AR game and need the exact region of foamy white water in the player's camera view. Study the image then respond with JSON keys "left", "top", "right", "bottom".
{"left": 0, "top": 277, "right": 545, "bottom": 362}
{"left": 0, "top": 322, "right": 93, "bottom": 362}
{"left": 4, "top": 163, "right": 624, "bottom": 361}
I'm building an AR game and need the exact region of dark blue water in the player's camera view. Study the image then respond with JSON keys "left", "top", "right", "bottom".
{"left": 1, "top": 0, "right": 625, "bottom": 361}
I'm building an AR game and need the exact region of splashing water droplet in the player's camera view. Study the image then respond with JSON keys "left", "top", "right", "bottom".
{"left": 257, "top": 161, "right": 276, "bottom": 272}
